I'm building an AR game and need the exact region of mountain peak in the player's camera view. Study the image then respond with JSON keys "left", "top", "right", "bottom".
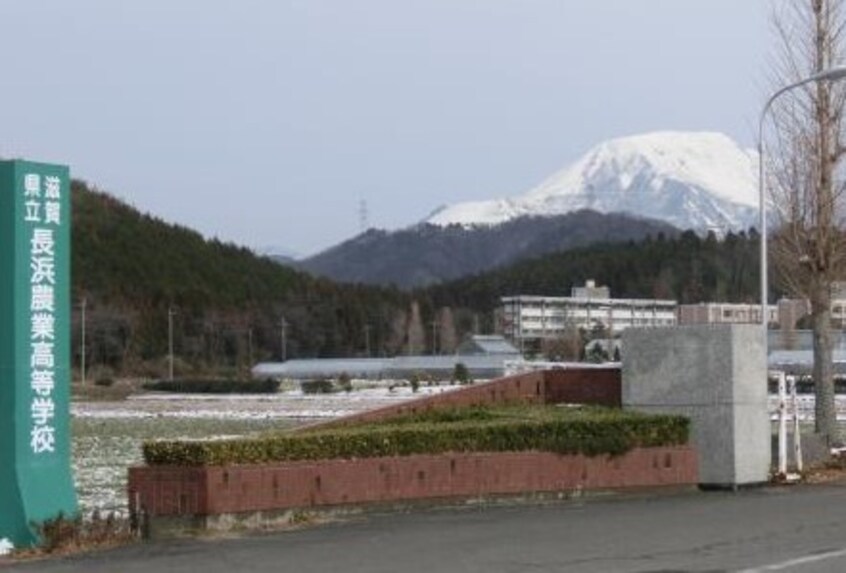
{"left": 427, "top": 131, "right": 758, "bottom": 233}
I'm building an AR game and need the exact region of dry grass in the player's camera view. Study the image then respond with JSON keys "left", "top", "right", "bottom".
{"left": 71, "top": 379, "right": 145, "bottom": 401}
{"left": 803, "top": 454, "right": 846, "bottom": 484}
{"left": 9, "top": 511, "right": 137, "bottom": 561}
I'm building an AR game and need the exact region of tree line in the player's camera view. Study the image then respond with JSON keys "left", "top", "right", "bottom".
{"left": 71, "top": 181, "right": 774, "bottom": 379}
{"left": 424, "top": 230, "right": 767, "bottom": 314}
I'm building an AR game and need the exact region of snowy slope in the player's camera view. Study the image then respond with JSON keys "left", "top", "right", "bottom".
{"left": 427, "top": 132, "right": 759, "bottom": 233}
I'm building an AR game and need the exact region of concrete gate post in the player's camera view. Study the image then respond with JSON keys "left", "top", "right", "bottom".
{"left": 622, "top": 324, "right": 770, "bottom": 487}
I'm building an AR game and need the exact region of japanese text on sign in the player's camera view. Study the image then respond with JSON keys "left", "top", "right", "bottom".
{"left": 22, "top": 174, "right": 62, "bottom": 455}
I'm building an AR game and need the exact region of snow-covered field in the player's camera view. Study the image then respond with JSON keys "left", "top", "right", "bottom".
{"left": 71, "top": 384, "right": 462, "bottom": 514}
{"left": 74, "top": 384, "right": 459, "bottom": 422}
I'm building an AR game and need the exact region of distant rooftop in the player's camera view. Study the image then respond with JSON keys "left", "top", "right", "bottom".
{"left": 571, "top": 279, "right": 610, "bottom": 299}
{"left": 457, "top": 335, "right": 520, "bottom": 356}
{"left": 252, "top": 335, "right": 524, "bottom": 381}
{"left": 252, "top": 353, "right": 516, "bottom": 381}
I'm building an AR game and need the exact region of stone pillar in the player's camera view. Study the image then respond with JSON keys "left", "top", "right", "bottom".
{"left": 622, "top": 324, "right": 770, "bottom": 487}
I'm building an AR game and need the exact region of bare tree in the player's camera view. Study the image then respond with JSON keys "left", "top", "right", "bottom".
{"left": 406, "top": 301, "right": 425, "bottom": 355}
{"left": 768, "top": 0, "right": 846, "bottom": 444}
{"left": 385, "top": 309, "right": 407, "bottom": 356}
{"left": 438, "top": 307, "right": 458, "bottom": 354}
{"left": 540, "top": 325, "right": 582, "bottom": 362}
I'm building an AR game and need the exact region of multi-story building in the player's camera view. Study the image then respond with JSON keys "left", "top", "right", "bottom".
{"left": 678, "top": 297, "right": 846, "bottom": 329}
{"left": 676, "top": 302, "right": 778, "bottom": 326}
{"left": 500, "top": 279, "right": 846, "bottom": 356}
{"left": 500, "top": 281, "right": 677, "bottom": 349}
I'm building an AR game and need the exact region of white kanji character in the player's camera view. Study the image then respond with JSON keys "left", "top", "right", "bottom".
{"left": 31, "top": 369, "right": 55, "bottom": 397}
{"left": 31, "top": 397, "right": 55, "bottom": 426}
{"left": 31, "top": 284, "right": 55, "bottom": 312}
{"left": 30, "top": 256, "right": 55, "bottom": 285}
{"left": 44, "top": 176, "right": 60, "bottom": 199}
{"left": 30, "top": 229, "right": 55, "bottom": 257}
{"left": 30, "top": 341, "right": 54, "bottom": 369}
{"left": 31, "top": 313, "right": 55, "bottom": 341}
{"left": 24, "top": 174, "right": 41, "bottom": 197}
{"left": 24, "top": 201, "right": 41, "bottom": 223}
{"left": 31, "top": 425, "right": 55, "bottom": 454}
{"left": 44, "top": 202, "right": 61, "bottom": 225}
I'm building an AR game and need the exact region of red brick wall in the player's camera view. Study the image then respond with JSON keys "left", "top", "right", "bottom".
{"left": 129, "top": 446, "right": 697, "bottom": 518}
{"left": 127, "top": 466, "right": 209, "bottom": 517}
{"left": 312, "top": 371, "right": 546, "bottom": 430}
{"left": 128, "top": 367, "right": 640, "bottom": 524}
{"left": 543, "top": 368, "right": 621, "bottom": 408}
{"left": 309, "top": 368, "right": 620, "bottom": 431}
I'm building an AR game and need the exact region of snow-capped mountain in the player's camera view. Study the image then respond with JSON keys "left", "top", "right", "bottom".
{"left": 426, "top": 131, "right": 759, "bottom": 234}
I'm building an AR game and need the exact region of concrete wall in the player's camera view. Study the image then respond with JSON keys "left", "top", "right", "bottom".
{"left": 622, "top": 325, "right": 769, "bottom": 487}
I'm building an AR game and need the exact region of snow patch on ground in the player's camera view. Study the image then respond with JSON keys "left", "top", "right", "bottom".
{"left": 0, "top": 539, "right": 13, "bottom": 556}
{"left": 73, "top": 384, "right": 463, "bottom": 421}
{"left": 70, "top": 383, "right": 465, "bottom": 514}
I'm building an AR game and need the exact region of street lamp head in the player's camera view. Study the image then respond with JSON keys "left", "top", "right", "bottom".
{"left": 811, "top": 65, "right": 846, "bottom": 82}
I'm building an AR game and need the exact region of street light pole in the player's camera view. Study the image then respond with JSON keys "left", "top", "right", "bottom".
{"left": 80, "top": 297, "right": 87, "bottom": 386}
{"left": 280, "top": 316, "right": 287, "bottom": 362}
{"left": 430, "top": 320, "right": 438, "bottom": 355}
{"left": 364, "top": 324, "right": 371, "bottom": 358}
{"left": 168, "top": 306, "right": 176, "bottom": 381}
{"left": 758, "top": 66, "right": 846, "bottom": 346}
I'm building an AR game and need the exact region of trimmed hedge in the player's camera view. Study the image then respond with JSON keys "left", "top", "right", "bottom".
{"left": 143, "top": 406, "right": 689, "bottom": 466}
{"left": 300, "top": 379, "right": 336, "bottom": 394}
{"left": 142, "top": 378, "right": 280, "bottom": 394}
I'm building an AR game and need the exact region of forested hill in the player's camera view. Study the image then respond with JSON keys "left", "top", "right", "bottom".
{"left": 424, "top": 230, "right": 766, "bottom": 314}
{"left": 69, "top": 180, "right": 773, "bottom": 376}
{"left": 73, "top": 182, "right": 306, "bottom": 308}
{"left": 70, "top": 181, "right": 410, "bottom": 374}
{"left": 299, "top": 211, "right": 679, "bottom": 288}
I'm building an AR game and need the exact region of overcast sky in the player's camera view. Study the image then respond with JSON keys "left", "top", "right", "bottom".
{"left": 1, "top": 1, "right": 772, "bottom": 257}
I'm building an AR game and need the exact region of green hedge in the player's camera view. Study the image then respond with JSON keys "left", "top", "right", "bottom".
{"left": 143, "top": 406, "right": 689, "bottom": 466}
{"left": 142, "top": 378, "right": 280, "bottom": 394}
{"left": 300, "top": 379, "right": 337, "bottom": 394}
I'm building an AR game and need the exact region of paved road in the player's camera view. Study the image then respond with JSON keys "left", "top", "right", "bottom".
{"left": 6, "top": 483, "right": 846, "bottom": 573}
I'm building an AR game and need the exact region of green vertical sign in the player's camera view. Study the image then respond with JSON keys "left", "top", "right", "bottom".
{"left": 0, "top": 160, "right": 78, "bottom": 546}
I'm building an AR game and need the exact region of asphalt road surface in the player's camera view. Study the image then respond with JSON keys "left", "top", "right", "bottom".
{"left": 6, "top": 483, "right": 846, "bottom": 573}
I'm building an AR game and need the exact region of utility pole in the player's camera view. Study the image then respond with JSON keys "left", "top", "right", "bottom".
{"left": 247, "top": 328, "right": 253, "bottom": 368}
{"left": 430, "top": 320, "right": 438, "bottom": 355}
{"left": 280, "top": 316, "right": 287, "bottom": 362}
{"left": 364, "top": 324, "right": 371, "bottom": 358}
{"left": 80, "top": 297, "right": 87, "bottom": 386}
{"left": 168, "top": 306, "right": 177, "bottom": 381}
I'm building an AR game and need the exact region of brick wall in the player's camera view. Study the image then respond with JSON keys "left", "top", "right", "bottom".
{"left": 544, "top": 367, "right": 621, "bottom": 407}
{"left": 128, "top": 367, "right": 649, "bottom": 530}
{"left": 309, "top": 367, "right": 620, "bottom": 431}
{"left": 129, "top": 446, "right": 697, "bottom": 519}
